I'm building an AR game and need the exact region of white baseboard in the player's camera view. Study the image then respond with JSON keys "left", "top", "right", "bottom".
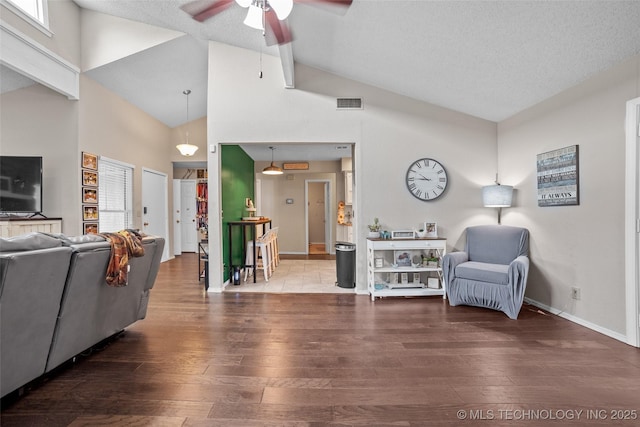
{"left": 524, "top": 297, "right": 628, "bottom": 344}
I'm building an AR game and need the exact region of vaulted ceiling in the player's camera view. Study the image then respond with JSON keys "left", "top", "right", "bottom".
{"left": 5, "top": 1, "right": 640, "bottom": 160}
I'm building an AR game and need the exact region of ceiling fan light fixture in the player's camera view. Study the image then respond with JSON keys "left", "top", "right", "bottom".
{"left": 235, "top": 0, "right": 252, "bottom": 7}
{"left": 269, "top": 0, "right": 293, "bottom": 20}
{"left": 243, "top": 4, "right": 264, "bottom": 30}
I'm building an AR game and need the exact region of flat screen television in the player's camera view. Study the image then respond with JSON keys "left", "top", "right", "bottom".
{"left": 0, "top": 156, "right": 43, "bottom": 214}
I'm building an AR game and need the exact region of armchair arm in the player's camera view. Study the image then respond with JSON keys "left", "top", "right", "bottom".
{"left": 508, "top": 255, "right": 530, "bottom": 299}
{"left": 442, "top": 251, "right": 469, "bottom": 286}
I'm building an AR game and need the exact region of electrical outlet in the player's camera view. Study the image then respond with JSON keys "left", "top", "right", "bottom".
{"left": 571, "top": 286, "right": 581, "bottom": 300}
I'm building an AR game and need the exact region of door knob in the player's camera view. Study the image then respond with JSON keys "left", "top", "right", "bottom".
{"left": 176, "top": 220, "right": 180, "bottom": 223}
{"left": 143, "top": 222, "right": 149, "bottom": 226}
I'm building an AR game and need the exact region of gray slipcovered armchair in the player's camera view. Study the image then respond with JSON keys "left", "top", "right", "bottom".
{"left": 443, "top": 225, "right": 529, "bottom": 319}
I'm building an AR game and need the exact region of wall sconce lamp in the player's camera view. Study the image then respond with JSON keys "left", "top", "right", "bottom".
{"left": 482, "top": 179, "right": 513, "bottom": 224}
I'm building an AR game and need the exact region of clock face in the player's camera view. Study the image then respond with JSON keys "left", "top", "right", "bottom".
{"left": 405, "top": 158, "right": 448, "bottom": 201}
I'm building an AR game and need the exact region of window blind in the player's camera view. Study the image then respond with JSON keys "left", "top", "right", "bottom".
{"left": 98, "top": 158, "right": 133, "bottom": 232}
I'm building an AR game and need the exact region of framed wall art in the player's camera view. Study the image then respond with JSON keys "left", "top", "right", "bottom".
{"left": 82, "top": 170, "right": 98, "bottom": 187}
{"left": 82, "top": 205, "right": 99, "bottom": 221}
{"left": 537, "top": 145, "right": 580, "bottom": 207}
{"left": 82, "top": 187, "right": 98, "bottom": 204}
{"left": 83, "top": 222, "right": 99, "bottom": 234}
{"left": 82, "top": 152, "right": 98, "bottom": 170}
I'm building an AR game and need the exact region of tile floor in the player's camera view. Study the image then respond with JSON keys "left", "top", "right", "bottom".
{"left": 224, "top": 258, "right": 355, "bottom": 294}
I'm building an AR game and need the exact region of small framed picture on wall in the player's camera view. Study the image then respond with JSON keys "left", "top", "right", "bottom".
{"left": 82, "top": 170, "right": 98, "bottom": 187}
{"left": 83, "top": 222, "right": 99, "bottom": 235}
{"left": 82, "top": 152, "right": 98, "bottom": 170}
{"left": 82, "top": 187, "right": 98, "bottom": 204}
{"left": 82, "top": 205, "right": 98, "bottom": 221}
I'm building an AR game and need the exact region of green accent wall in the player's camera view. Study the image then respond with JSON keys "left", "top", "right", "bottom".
{"left": 221, "top": 145, "right": 254, "bottom": 282}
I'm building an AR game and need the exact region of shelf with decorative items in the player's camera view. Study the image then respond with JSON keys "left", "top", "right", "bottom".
{"left": 367, "top": 237, "right": 446, "bottom": 301}
{"left": 196, "top": 180, "right": 208, "bottom": 234}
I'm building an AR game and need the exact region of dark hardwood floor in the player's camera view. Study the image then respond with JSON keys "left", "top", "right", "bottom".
{"left": 2, "top": 253, "right": 640, "bottom": 426}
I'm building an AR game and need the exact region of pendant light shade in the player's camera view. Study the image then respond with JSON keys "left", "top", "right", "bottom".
{"left": 262, "top": 146, "right": 283, "bottom": 175}
{"left": 176, "top": 89, "right": 199, "bottom": 157}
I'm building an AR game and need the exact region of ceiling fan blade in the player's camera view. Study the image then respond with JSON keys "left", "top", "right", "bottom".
{"left": 180, "top": 0, "right": 235, "bottom": 22}
{"left": 293, "top": 0, "right": 352, "bottom": 14}
{"left": 264, "top": 9, "right": 293, "bottom": 46}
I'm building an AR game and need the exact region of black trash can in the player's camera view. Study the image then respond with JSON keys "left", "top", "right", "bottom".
{"left": 335, "top": 242, "right": 356, "bottom": 288}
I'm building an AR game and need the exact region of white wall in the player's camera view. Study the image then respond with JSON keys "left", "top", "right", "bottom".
{"left": 207, "top": 41, "right": 497, "bottom": 292}
{"left": 498, "top": 54, "right": 640, "bottom": 338}
{"left": 0, "top": 84, "right": 79, "bottom": 231}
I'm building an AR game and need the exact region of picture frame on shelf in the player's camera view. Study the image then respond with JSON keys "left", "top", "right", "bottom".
{"left": 83, "top": 222, "right": 98, "bottom": 235}
{"left": 82, "top": 187, "right": 98, "bottom": 204}
{"left": 423, "top": 222, "right": 438, "bottom": 238}
{"left": 82, "top": 170, "right": 98, "bottom": 187}
{"left": 82, "top": 152, "right": 98, "bottom": 170}
{"left": 375, "top": 258, "right": 384, "bottom": 268}
{"left": 394, "top": 250, "right": 415, "bottom": 267}
{"left": 82, "top": 205, "right": 98, "bottom": 221}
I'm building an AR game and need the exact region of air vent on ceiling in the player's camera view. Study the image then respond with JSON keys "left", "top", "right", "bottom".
{"left": 337, "top": 98, "right": 363, "bottom": 110}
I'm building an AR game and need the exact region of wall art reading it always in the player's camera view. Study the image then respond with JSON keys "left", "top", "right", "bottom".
{"left": 536, "top": 145, "right": 579, "bottom": 207}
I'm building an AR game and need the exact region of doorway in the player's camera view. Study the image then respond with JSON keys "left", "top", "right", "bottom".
{"left": 306, "top": 180, "right": 331, "bottom": 255}
{"left": 142, "top": 168, "right": 170, "bottom": 262}
{"left": 179, "top": 179, "right": 198, "bottom": 252}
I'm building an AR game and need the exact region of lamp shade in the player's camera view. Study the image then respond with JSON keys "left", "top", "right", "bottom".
{"left": 262, "top": 162, "right": 283, "bottom": 175}
{"left": 235, "top": 0, "right": 251, "bottom": 7}
{"left": 176, "top": 143, "right": 199, "bottom": 156}
{"left": 243, "top": 4, "right": 264, "bottom": 30}
{"left": 482, "top": 184, "right": 513, "bottom": 207}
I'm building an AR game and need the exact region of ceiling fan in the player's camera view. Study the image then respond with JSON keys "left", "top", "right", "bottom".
{"left": 181, "top": 0, "right": 353, "bottom": 46}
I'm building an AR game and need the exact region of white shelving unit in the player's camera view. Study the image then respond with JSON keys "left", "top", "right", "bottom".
{"left": 367, "top": 237, "right": 447, "bottom": 301}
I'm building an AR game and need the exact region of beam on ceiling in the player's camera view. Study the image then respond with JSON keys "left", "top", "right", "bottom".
{"left": 278, "top": 42, "right": 294, "bottom": 89}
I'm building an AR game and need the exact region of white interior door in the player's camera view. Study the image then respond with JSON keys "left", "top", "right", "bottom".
{"left": 142, "top": 168, "right": 169, "bottom": 262}
{"left": 172, "top": 179, "right": 182, "bottom": 255}
{"left": 180, "top": 179, "right": 198, "bottom": 252}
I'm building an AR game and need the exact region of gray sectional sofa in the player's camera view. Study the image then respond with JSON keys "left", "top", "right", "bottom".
{"left": 0, "top": 232, "right": 165, "bottom": 398}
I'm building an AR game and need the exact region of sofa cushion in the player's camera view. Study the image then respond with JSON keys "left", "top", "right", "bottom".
{"left": 0, "top": 232, "right": 62, "bottom": 252}
{"left": 455, "top": 261, "right": 509, "bottom": 285}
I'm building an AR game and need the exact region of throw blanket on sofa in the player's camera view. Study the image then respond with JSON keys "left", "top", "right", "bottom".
{"left": 99, "top": 229, "right": 145, "bottom": 287}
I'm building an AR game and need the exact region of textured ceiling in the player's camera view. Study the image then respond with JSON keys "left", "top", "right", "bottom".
{"left": 6, "top": 1, "right": 640, "bottom": 160}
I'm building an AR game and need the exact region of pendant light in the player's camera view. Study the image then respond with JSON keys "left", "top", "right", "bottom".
{"left": 176, "top": 89, "right": 199, "bottom": 156}
{"left": 262, "top": 146, "right": 283, "bottom": 175}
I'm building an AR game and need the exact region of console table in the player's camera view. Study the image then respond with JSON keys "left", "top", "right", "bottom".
{"left": 0, "top": 217, "right": 62, "bottom": 238}
{"left": 227, "top": 218, "right": 272, "bottom": 284}
{"left": 367, "top": 237, "right": 447, "bottom": 301}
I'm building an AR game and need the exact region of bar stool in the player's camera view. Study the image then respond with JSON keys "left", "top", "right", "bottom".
{"left": 270, "top": 227, "right": 280, "bottom": 268}
{"left": 244, "top": 230, "right": 272, "bottom": 282}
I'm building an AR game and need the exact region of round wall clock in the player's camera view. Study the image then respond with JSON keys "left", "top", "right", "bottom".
{"left": 405, "top": 158, "right": 448, "bottom": 201}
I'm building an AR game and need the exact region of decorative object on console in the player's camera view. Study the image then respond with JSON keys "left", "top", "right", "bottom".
{"left": 176, "top": 89, "right": 199, "bottom": 157}
{"left": 391, "top": 230, "right": 416, "bottom": 239}
{"left": 405, "top": 158, "right": 448, "bottom": 201}
{"left": 424, "top": 222, "right": 437, "bottom": 237}
{"left": 537, "top": 145, "right": 579, "bottom": 207}
{"left": 367, "top": 217, "right": 381, "bottom": 238}
{"left": 262, "top": 147, "right": 283, "bottom": 175}
{"left": 482, "top": 174, "right": 513, "bottom": 225}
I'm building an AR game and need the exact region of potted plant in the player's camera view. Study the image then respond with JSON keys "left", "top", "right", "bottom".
{"left": 368, "top": 217, "right": 382, "bottom": 238}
